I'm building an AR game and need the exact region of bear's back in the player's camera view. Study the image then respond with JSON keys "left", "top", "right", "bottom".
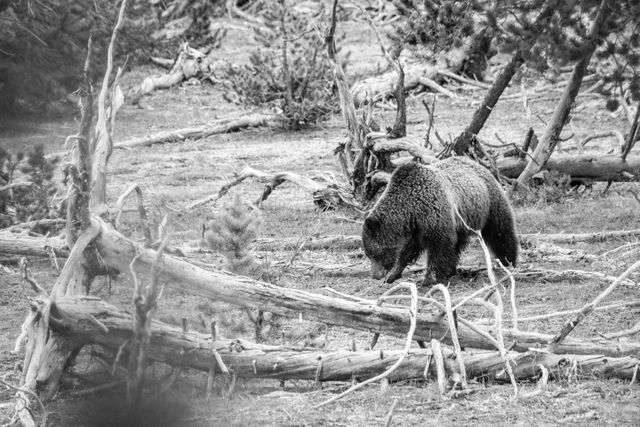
{"left": 433, "top": 157, "right": 494, "bottom": 230}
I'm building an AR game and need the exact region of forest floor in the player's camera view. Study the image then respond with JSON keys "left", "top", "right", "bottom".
{"left": 1, "top": 15, "right": 640, "bottom": 427}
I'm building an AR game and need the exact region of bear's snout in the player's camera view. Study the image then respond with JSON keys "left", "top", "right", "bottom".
{"left": 370, "top": 260, "right": 388, "bottom": 280}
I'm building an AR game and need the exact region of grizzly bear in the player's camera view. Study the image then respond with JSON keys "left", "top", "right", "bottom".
{"left": 362, "top": 156, "right": 518, "bottom": 284}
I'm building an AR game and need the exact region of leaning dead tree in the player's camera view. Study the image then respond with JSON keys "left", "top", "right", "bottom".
{"left": 514, "top": 0, "right": 613, "bottom": 189}
{"left": 10, "top": 1, "right": 130, "bottom": 424}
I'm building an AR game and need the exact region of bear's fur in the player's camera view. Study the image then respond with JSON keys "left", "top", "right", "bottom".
{"left": 362, "top": 156, "right": 518, "bottom": 284}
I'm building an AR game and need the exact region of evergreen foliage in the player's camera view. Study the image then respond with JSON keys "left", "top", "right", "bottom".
{"left": 390, "top": 1, "right": 639, "bottom": 80}
{"left": 204, "top": 195, "right": 262, "bottom": 277}
{"left": 0, "top": 0, "right": 157, "bottom": 115}
{"left": 222, "top": 1, "right": 340, "bottom": 130}
{"left": 592, "top": 1, "right": 640, "bottom": 110}
{"left": 0, "top": 144, "right": 60, "bottom": 227}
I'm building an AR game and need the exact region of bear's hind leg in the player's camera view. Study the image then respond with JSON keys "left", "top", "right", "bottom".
{"left": 426, "top": 234, "right": 459, "bottom": 283}
{"left": 482, "top": 206, "right": 518, "bottom": 267}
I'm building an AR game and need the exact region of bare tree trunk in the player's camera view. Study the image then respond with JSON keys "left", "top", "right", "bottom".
{"left": 622, "top": 100, "right": 640, "bottom": 160}
{"left": 453, "top": 51, "right": 523, "bottom": 155}
{"left": 324, "top": 0, "right": 364, "bottom": 182}
{"left": 515, "top": 0, "right": 612, "bottom": 189}
{"left": 452, "top": 2, "right": 557, "bottom": 156}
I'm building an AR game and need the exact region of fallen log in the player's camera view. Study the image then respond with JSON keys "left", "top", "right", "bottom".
{"left": 465, "top": 350, "right": 640, "bottom": 382}
{"left": 54, "top": 295, "right": 442, "bottom": 382}
{"left": 365, "top": 134, "right": 437, "bottom": 164}
{"left": 351, "top": 62, "right": 443, "bottom": 106}
{"left": 52, "top": 296, "right": 640, "bottom": 383}
{"left": 114, "top": 113, "right": 282, "bottom": 149}
{"left": 498, "top": 154, "right": 640, "bottom": 182}
{"left": 258, "top": 229, "right": 640, "bottom": 251}
{"left": 0, "top": 231, "right": 68, "bottom": 258}
{"left": 255, "top": 235, "right": 363, "bottom": 251}
{"left": 520, "top": 229, "right": 640, "bottom": 244}
{"left": 92, "top": 217, "right": 640, "bottom": 358}
{"left": 127, "top": 43, "right": 227, "bottom": 104}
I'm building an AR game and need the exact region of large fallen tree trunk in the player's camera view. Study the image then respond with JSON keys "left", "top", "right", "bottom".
{"left": 93, "top": 217, "right": 640, "bottom": 358}
{"left": 498, "top": 153, "right": 640, "bottom": 181}
{"left": 114, "top": 113, "right": 282, "bottom": 149}
{"left": 52, "top": 295, "right": 640, "bottom": 383}
{"left": 53, "top": 295, "right": 444, "bottom": 382}
{"left": 0, "top": 232, "right": 68, "bottom": 257}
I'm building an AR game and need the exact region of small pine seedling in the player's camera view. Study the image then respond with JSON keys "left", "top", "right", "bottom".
{"left": 204, "top": 195, "right": 262, "bottom": 277}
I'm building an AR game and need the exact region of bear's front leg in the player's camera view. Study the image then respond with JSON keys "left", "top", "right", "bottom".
{"left": 385, "top": 237, "right": 421, "bottom": 283}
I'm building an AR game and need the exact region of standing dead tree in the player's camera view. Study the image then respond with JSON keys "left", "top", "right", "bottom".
{"left": 9, "top": 1, "right": 129, "bottom": 424}
{"left": 515, "top": 0, "right": 613, "bottom": 189}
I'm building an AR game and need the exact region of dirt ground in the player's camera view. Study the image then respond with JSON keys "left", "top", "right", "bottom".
{"left": 1, "top": 15, "right": 640, "bottom": 427}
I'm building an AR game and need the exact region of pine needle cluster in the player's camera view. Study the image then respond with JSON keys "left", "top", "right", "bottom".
{"left": 204, "top": 195, "right": 262, "bottom": 277}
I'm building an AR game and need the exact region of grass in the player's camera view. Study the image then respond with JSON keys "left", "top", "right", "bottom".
{"left": 1, "top": 14, "right": 640, "bottom": 427}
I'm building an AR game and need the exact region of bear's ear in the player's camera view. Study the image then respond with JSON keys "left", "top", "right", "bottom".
{"left": 364, "top": 215, "right": 380, "bottom": 233}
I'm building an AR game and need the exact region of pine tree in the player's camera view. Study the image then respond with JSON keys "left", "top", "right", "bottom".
{"left": 204, "top": 195, "right": 276, "bottom": 342}
{"left": 205, "top": 195, "right": 262, "bottom": 276}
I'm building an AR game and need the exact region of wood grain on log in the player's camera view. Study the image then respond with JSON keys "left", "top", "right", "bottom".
{"left": 0, "top": 232, "right": 68, "bottom": 257}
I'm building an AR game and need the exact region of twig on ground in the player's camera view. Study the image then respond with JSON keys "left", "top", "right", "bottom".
{"left": 70, "top": 379, "right": 126, "bottom": 397}
{"left": 603, "top": 320, "right": 640, "bottom": 339}
{"left": 549, "top": 259, "right": 640, "bottom": 348}
{"left": 19, "top": 258, "right": 47, "bottom": 294}
{"left": 384, "top": 398, "right": 399, "bottom": 427}
{"left": 514, "top": 268, "right": 637, "bottom": 287}
{"left": 602, "top": 242, "right": 640, "bottom": 258}
{"left": 515, "top": 299, "right": 640, "bottom": 323}
{"left": 281, "top": 214, "right": 322, "bottom": 274}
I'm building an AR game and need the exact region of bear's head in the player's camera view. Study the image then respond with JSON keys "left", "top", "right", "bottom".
{"left": 362, "top": 215, "right": 395, "bottom": 279}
